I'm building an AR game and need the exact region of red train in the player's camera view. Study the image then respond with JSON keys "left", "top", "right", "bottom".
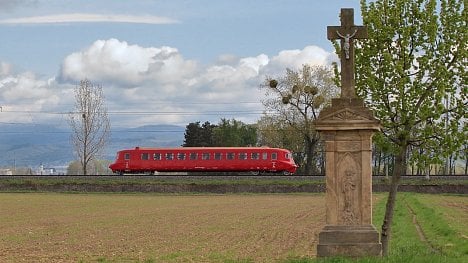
{"left": 109, "top": 147, "right": 297, "bottom": 175}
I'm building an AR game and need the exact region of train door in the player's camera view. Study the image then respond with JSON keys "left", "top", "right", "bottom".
{"left": 124, "top": 152, "right": 131, "bottom": 170}
{"left": 271, "top": 152, "right": 278, "bottom": 170}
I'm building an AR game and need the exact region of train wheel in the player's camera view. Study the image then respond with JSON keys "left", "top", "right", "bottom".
{"left": 250, "top": 171, "right": 260, "bottom": 175}
{"left": 282, "top": 171, "right": 291, "bottom": 176}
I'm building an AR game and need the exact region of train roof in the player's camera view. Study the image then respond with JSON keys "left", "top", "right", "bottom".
{"left": 123, "top": 146, "right": 290, "bottom": 151}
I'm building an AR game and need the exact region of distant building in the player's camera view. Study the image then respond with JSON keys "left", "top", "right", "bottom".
{"left": 0, "top": 169, "right": 13, "bottom": 175}
{"left": 37, "top": 165, "right": 67, "bottom": 175}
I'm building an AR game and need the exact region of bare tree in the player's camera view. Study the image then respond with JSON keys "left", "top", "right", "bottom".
{"left": 69, "top": 79, "right": 110, "bottom": 175}
{"left": 260, "top": 64, "right": 339, "bottom": 174}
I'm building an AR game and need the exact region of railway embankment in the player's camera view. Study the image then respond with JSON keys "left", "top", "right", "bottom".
{"left": 0, "top": 176, "right": 466, "bottom": 194}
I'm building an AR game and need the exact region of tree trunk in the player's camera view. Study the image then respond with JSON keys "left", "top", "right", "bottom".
{"left": 82, "top": 144, "right": 88, "bottom": 175}
{"left": 465, "top": 154, "right": 467, "bottom": 175}
{"left": 82, "top": 157, "right": 88, "bottom": 176}
{"left": 425, "top": 167, "right": 430, "bottom": 180}
{"left": 304, "top": 139, "right": 315, "bottom": 175}
{"left": 373, "top": 148, "right": 378, "bottom": 175}
{"left": 304, "top": 135, "right": 320, "bottom": 175}
{"left": 380, "top": 143, "right": 407, "bottom": 256}
{"left": 377, "top": 151, "right": 382, "bottom": 176}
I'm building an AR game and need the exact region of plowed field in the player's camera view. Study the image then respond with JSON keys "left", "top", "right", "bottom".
{"left": 1, "top": 193, "right": 330, "bottom": 262}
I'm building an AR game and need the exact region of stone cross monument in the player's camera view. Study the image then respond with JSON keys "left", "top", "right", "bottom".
{"left": 327, "top": 8, "right": 367, "bottom": 99}
{"left": 315, "top": 8, "right": 382, "bottom": 257}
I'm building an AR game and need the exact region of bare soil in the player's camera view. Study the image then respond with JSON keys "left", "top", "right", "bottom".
{"left": 0, "top": 193, "right": 332, "bottom": 262}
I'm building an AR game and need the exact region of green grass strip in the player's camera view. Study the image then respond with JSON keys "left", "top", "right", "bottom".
{"left": 404, "top": 194, "right": 468, "bottom": 259}
{"left": 284, "top": 193, "right": 466, "bottom": 263}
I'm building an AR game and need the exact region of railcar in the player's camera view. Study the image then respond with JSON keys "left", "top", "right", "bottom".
{"left": 109, "top": 147, "right": 297, "bottom": 175}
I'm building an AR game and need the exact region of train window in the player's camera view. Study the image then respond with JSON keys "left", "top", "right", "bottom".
{"left": 124, "top": 153, "right": 130, "bottom": 160}
{"left": 141, "top": 153, "right": 149, "bottom": 160}
{"left": 239, "top": 153, "right": 247, "bottom": 160}
{"left": 251, "top": 153, "right": 259, "bottom": 160}
{"left": 166, "top": 153, "right": 174, "bottom": 160}
{"left": 214, "top": 153, "right": 222, "bottom": 160}
{"left": 285, "top": 153, "right": 292, "bottom": 159}
{"left": 153, "top": 153, "right": 161, "bottom": 160}
{"left": 177, "top": 153, "right": 186, "bottom": 160}
{"left": 190, "top": 153, "right": 198, "bottom": 160}
{"left": 227, "top": 152, "right": 235, "bottom": 160}
{"left": 262, "top": 152, "right": 268, "bottom": 160}
{"left": 202, "top": 153, "right": 210, "bottom": 160}
{"left": 271, "top": 153, "right": 278, "bottom": 160}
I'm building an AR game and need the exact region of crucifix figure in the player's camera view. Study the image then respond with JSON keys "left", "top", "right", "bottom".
{"left": 327, "top": 8, "right": 367, "bottom": 98}
{"left": 336, "top": 29, "right": 357, "bottom": 60}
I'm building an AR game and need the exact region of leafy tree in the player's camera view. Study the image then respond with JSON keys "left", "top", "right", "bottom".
{"left": 213, "top": 118, "right": 257, "bottom": 147}
{"left": 183, "top": 119, "right": 256, "bottom": 147}
{"left": 183, "top": 121, "right": 215, "bottom": 147}
{"left": 257, "top": 114, "right": 309, "bottom": 171}
{"left": 356, "top": 0, "right": 467, "bottom": 255}
{"left": 201, "top": 121, "right": 216, "bottom": 146}
{"left": 182, "top": 122, "right": 200, "bottom": 147}
{"left": 68, "top": 79, "right": 111, "bottom": 175}
{"left": 257, "top": 114, "right": 303, "bottom": 151}
{"left": 261, "top": 64, "right": 339, "bottom": 174}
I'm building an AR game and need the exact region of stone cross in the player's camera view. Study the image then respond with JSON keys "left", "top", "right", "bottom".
{"left": 327, "top": 8, "right": 367, "bottom": 98}
{"left": 316, "top": 8, "right": 381, "bottom": 258}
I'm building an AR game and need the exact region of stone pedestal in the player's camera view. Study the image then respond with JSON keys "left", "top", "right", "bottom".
{"left": 315, "top": 98, "right": 382, "bottom": 257}
{"left": 317, "top": 225, "right": 382, "bottom": 257}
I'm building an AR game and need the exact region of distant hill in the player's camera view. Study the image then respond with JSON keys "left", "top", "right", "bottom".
{"left": 108, "top": 124, "right": 185, "bottom": 159}
{"left": 0, "top": 124, "right": 184, "bottom": 167}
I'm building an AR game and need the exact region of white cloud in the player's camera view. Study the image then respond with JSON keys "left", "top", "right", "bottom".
{"left": 262, "top": 45, "right": 334, "bottom": 75}
{"left": 60, "top": 39, "right": 336, "bottom": 126}
{"left": 60, "top": 38, "right": 162, "bottom": 84}
{"left": 0, "top": 13, "right": 180, "bottom": 24}
{"left": 0, "top": 67, "right": 71, "bottom": 124}
{"left": 3, "top": 40, "right": 335, "bottom": 127}
{"left": 59, "top": 38, "right": 198, "bottom": 88}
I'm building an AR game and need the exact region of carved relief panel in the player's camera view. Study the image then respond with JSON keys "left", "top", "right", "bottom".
{"left": 336, "top": 152, "right": 361, "bottom": 225}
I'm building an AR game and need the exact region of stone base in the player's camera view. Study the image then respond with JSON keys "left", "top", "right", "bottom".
{"left": 317, "top": 225, "right": 382, "bottom": 257}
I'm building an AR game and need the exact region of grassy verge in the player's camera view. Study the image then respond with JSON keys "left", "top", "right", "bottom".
{"left": 0, "top": 177, "right": 325, "bottom": 187}
{"left": 405, "top": 194, "right": 468, "bottom": 258}
{"left": 285, "top": 193, "right": 467, "bottom": 263}
{"left": 373, "top": 177, "right": 468, "bottom": 185}
{"left": 1, "top": 176, "right": 466, "bottom": 188}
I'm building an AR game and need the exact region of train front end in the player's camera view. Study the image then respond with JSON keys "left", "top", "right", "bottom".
{"left": 109, "top": 150, "right": 127, "bottom": 174}
{"left": 277, "top": 149, "right": 298, "bottom": 174}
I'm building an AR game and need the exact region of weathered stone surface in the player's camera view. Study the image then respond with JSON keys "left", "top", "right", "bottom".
{"left": 315, "top": 100, "right": 382, "bottom": 257}
{"left": 318, "top": 225, "right": 380, "bottom": 243}
{"left": 317, "top": 243, "right": 382, "bottom": 258}
{"left": 317, "top": 225, "right": 382, "bottom": 257}
{"left": 315, "top": 98, "right": 379, "bottom": 130}
{"left": 327, "top": 8, "right": 367, "bottom": 99}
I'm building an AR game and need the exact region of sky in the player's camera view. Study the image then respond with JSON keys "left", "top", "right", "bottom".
{"left": 0, "top": 0, "right": 362, "bottom": 128}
